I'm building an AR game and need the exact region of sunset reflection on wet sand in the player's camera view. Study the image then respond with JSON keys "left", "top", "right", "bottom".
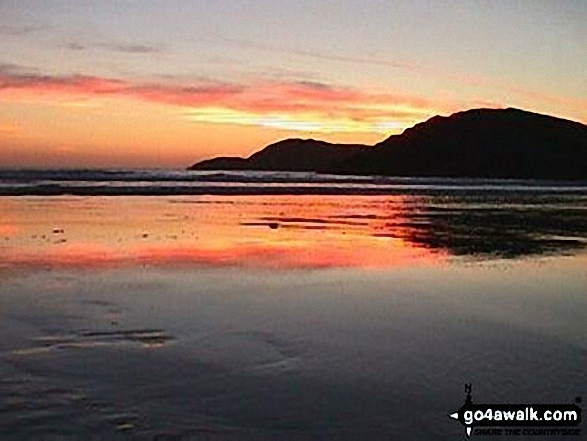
{"left": 0, "top": 196, "right": 446, "bottom": 270}
{"left": 1, "top": 193, "right": 586, "bottom": 440}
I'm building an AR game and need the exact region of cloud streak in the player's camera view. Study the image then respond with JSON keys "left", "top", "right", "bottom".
{"left": 66, "top": 42, "right": 165, "bottom": 55}
{"left": 212, "top": 36, "right": 587, "bottom": 115}
{"left": 66, "top": 43, "right": 86, "bottom": 51}
{"left": 0, "top": 64, "right": 449, "bottom": 134}
{"left": 0, "top": 24, "right": 47, "bottom": 36}
{"left": 100, "top": 43, "right": 164, "bottom": 54}
{"left": 213, "top": 36, "right": 420, "bottom": 72}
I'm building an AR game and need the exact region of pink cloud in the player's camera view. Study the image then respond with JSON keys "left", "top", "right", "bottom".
{"left": 0, "top": 65, "right": 446, "bottom": 132}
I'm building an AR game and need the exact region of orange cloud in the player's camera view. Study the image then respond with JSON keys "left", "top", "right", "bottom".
{"left": 0, "top": 65, "right": 447, "bottom": 134}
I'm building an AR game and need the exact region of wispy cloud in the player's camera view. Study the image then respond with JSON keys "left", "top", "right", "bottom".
{"left": 100, "top": 43, "right": 164, "bottom": 54}
{"left": 66, "top": 41, "right": 165, "bottom": 55}
{"left": 0, "top": 66, "right": 127, "bottom": 94}
{"left": 66, "top": 43, "right": 86, "bottom": 51}
{"left": 212, "top": 36, "right": 587, "bottom": 116}
{"left": 0, "top": 63, "right": 36, "bottom": 75}
{"left": 0, "top": 24, "right": 47, "bottom": 36}
{"left": 212, "top": 36, "right": 419, "bottom": 72}
{"left": 0, "top": 65, "right": 466, "bottom": 134}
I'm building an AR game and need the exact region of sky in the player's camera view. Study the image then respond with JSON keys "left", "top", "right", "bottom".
{"left": 0, "top": 0, "right": 586, "bottom": 168}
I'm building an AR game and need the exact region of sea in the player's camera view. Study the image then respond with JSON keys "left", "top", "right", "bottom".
{"left": 1, "top": 169, "right": 587, "bottom": 195}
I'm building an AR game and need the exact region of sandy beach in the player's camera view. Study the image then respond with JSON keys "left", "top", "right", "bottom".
{"left": 1, "top": 193, "right": 586, "bottom": 439}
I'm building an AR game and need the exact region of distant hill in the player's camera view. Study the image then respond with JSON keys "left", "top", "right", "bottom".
{"left": 191, "top": 139, "right": 370, "bottom": 173}
{"left": 189, "top": 108, "right": 587, "bottom": 179}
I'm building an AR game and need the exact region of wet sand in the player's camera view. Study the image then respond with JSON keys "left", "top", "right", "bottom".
{"left": 1, "top": 195, "right": 586, "bottom": 439}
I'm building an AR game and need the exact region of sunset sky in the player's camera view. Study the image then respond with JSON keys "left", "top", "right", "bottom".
{"left": 1, "top": 0, "right": 586, "bottom": 168}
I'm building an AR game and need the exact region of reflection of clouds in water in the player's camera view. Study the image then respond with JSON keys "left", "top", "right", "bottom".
{"left": 0, "top": 196, "right": 438, "bottom": 269}
{"left": 241, "top": 193, "right": 587, "bottom": 259}
{"left": 0, "top": 193, "right": 586, "bottom": 270}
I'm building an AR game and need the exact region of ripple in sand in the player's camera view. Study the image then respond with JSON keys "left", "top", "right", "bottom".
{"left": 10, "top": 329, "right": 175, "bottom": 356}
{"left": 194, "top": 330, "right": 305, "bottom": 374}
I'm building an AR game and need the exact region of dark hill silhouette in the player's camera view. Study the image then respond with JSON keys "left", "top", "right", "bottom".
{"left": 192, "top": 139, "right": 369, "bottom": 173}
{"left": 189, "top": 108, "right": 587, "bottom": 179}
